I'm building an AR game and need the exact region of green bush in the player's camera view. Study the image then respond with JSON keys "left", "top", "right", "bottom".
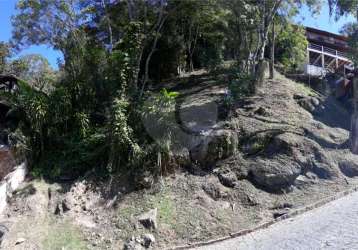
{"left": 228, "top": 72, "right": 254, "bottom": 100}
{"left": 275, "top": 24, "right": 308, "bottom": 72}
{"left": 140, "top": 88, "right": 180, "bottom": 174}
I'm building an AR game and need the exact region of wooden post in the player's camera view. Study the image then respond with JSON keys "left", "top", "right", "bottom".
{"left": 351, "top": 76, "right": 358, "bottom": 154}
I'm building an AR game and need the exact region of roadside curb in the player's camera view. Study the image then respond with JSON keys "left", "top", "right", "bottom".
{"left": 168, "top": 186, "right": 358, "bottom": 250}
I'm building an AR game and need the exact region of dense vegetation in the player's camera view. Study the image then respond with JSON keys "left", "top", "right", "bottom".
{"left": 0, "top": 0, "right": 352, "bottom": 182}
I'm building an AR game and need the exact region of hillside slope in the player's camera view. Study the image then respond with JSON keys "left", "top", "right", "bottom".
{"left": 1, "top": 71, "right": 358, "bottom": 250}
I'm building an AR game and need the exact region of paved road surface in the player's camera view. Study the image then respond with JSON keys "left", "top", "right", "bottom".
{"left": 194, "top": 191, "right": 358, "bottom": 250}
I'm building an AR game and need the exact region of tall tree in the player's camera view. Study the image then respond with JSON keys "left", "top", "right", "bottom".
{"left": 0, "top": 42, "right": 10, "bottom": 74}
{"left": 328, "top": 0, "right": 358, "bottom": 18}
{"left": 10, "top": 54, "right": 56, "bottom": 93}
{"left": 12, "top": 0, "right": 91, "bottom": 52}
{"left": 254, "top": 0, "right": 282, "bottom": 89}
{"left": 274, "top": 22, "right": 308, "bottom": 72}
{"left": 254, "top": 0, "right": 322, "bottom": 89}
{"left": 171, "top": 0, "right": 226, "bottom": 72}
{"left": 223, "top": 0, "right": 320, "bottom": 91}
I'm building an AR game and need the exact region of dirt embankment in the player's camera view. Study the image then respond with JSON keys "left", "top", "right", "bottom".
{"left": 0, "top": 148, "right": 16, "bottom": 180}
{"left": 2, "top": 71, "right": 358, "bottom": 250}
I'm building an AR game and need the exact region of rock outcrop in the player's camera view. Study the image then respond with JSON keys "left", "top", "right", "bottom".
{"left": 190, "top": 129, "right": 238, "bottom": 167}
{"left": 249, "top": 158, "right": 302, "bottom": 191}
{"left": 138, "top": 208, "right": 158, "bottom": 230}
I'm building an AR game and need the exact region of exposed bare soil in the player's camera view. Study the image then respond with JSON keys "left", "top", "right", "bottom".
{"left": 0, "top": 147, "right": 16, "bottom": 180}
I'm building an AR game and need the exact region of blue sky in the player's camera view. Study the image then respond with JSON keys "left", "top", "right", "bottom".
{"left": 0, "top": 0, "right": 63, "bottom": 69}
{"left": 295, "top": 4, "right": 355, "bottom": 34}
{"left": 0, "top": 1, "right": 356, "bottom": 70}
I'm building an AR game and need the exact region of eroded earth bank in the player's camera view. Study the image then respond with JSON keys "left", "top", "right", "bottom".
{"left": 2, "top": 72, "right": 358, "bottom": 250}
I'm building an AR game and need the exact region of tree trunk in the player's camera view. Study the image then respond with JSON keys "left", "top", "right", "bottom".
{"left": 127, "top": 0, "right": 134, "bottom": 21}
{"left": 254, "top": 59, "right": 268, "bottom": 93}
{"left": 140, "top": 36, "right": 159, "bottom": 98}
{"left": 187, "top": 25, "right": 199, "bottom": 72}
{"left": 189, "top": 58, "right": 194, "bottom": 72}
{"left": 351, "top": 77, "right": 358, "bottom": 153}
{"left": 101, "top": 0, "right": 113, "bottom": 52}
{"left": 139, "top": 10, "right": 167, "bottom": 98}
{"left": 269, "top": 21, "right": 275, "bottom": 79}
{"left": 253, "top": 29, "right": 269, "bottom": 92}
{"left": 252, "top": 0, "right": 282, "bottom": 92}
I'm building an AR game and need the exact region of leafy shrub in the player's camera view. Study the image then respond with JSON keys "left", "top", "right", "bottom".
{"left": 107, "top": 95, "right": 143, "bottom": 173}
{"left": 141, "top": 88, "right": 179, "bottom": 173}
{"left": 143, "top": 88, "right": 179, "bottom": 114}
{"left": 275, "top": 24, "right": 308, "bottom": 73}
{"left": 228, "top": 72, "right": 254, "bottom": 100}
{"left": 31, "top": 129, "right": 108, "bottom": 179}
{"left": 198, "top": 43, "right": 224, "bottom": 72}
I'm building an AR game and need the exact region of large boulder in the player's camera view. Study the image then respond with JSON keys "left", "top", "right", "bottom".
{"left": 249, "top": 158, "right": 302, "bottom": 191}
{"left": 244, "top": 132, "right": 309, "bottom": 159}
{"left": 309, "top": 145, "right": 340, "bottom": 179}
{"left": 123, "top": 237, "right": 145, "bottom": 250}
{"left": 134, "top": 171, "right": 154, "bottom": 189}
{"left": 241, "top": 133, "right": 272, "bottom": 156}
{"left": 141, "top": 234, "right": 155, "bottom": 248}
{"left": 217, "top": 171, "right": 238, "bottom": 188}
{"left": 304, "top": 123, "right": 349, "bottom": 149}
{"left": 202, "top": 181, "right": 228, "bottom": 200}
{"left": 190, "top": 129, "right": 238, "bottom": 167}
{"left": 123, "top": 234, "right": 155, "bottom": 250}
{"left": 297, "top": 96, "right": 320, "bottom": 113}
{"left": 138, "top": 208, "right": 158, "bottom": 230}
{"left": 264, "top": 133, "right": 303, "bottom": 157}
{"left": 269, "top": 133, "right": 340, "bottom": 180}
{"left": 338, "top": 160, "right": 358, "bottom": 177}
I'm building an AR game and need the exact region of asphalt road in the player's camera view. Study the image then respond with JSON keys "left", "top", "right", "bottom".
{"left": 194, "top": 191, "right": 358, "bottom": 250}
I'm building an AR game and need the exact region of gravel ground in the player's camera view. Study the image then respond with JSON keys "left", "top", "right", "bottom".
{"left": 195, "top": 191, "right": 358, "bottom": 250}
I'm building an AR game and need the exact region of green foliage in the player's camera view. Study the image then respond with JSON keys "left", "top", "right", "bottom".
{"left": 32, "top": 129, "right": 108, "bottom": 179}
{"left": 3, "top": 79, "right": 107, "bottom": 179}
{"left": 0, "top": 42, "right": 10, "bottom": 74}
{"left": 198, "top": 42, "right": 224, "bottom": 71}
{"left": 146, "top": 0, "right": 227, "bottom": 78}
{"left": 275, "top": 24, "right": 308, "bottom": 72}
{"left": 41, "top": 221, "right": 87, "bottom": 250}
{"left": 228, "top": 72, "right": 254, "bottom": 100}
{"left": 107, "top": 95, "right": 143, "bottom": 172}
{"left": 4, "top": 0, "right": 326, "bottom": 184}
{"left": 141, "top": 88, "right": 179, "bottom": 149}
{"left": 112, "top": 22, "right": 144, "bottom": 94}
{"left": 139, "top": 88, "right": 180, "bottom": 175}
{"left": 158, "top": 88, "right": 179, "bottom": 105}
{"left": 340, "top": 23, "right": 358, "bottom": 65}
{"left": 12, "top": 0, "right": 91, "bottom": 51}
{"left": 142, "top": 88, "right": 178, "bottom": 121}
{"left": 11, "top": 54, "right": 56, "bottom": 93}
{"left": 328, "top": 0, "right": 358, "bottom": 20}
